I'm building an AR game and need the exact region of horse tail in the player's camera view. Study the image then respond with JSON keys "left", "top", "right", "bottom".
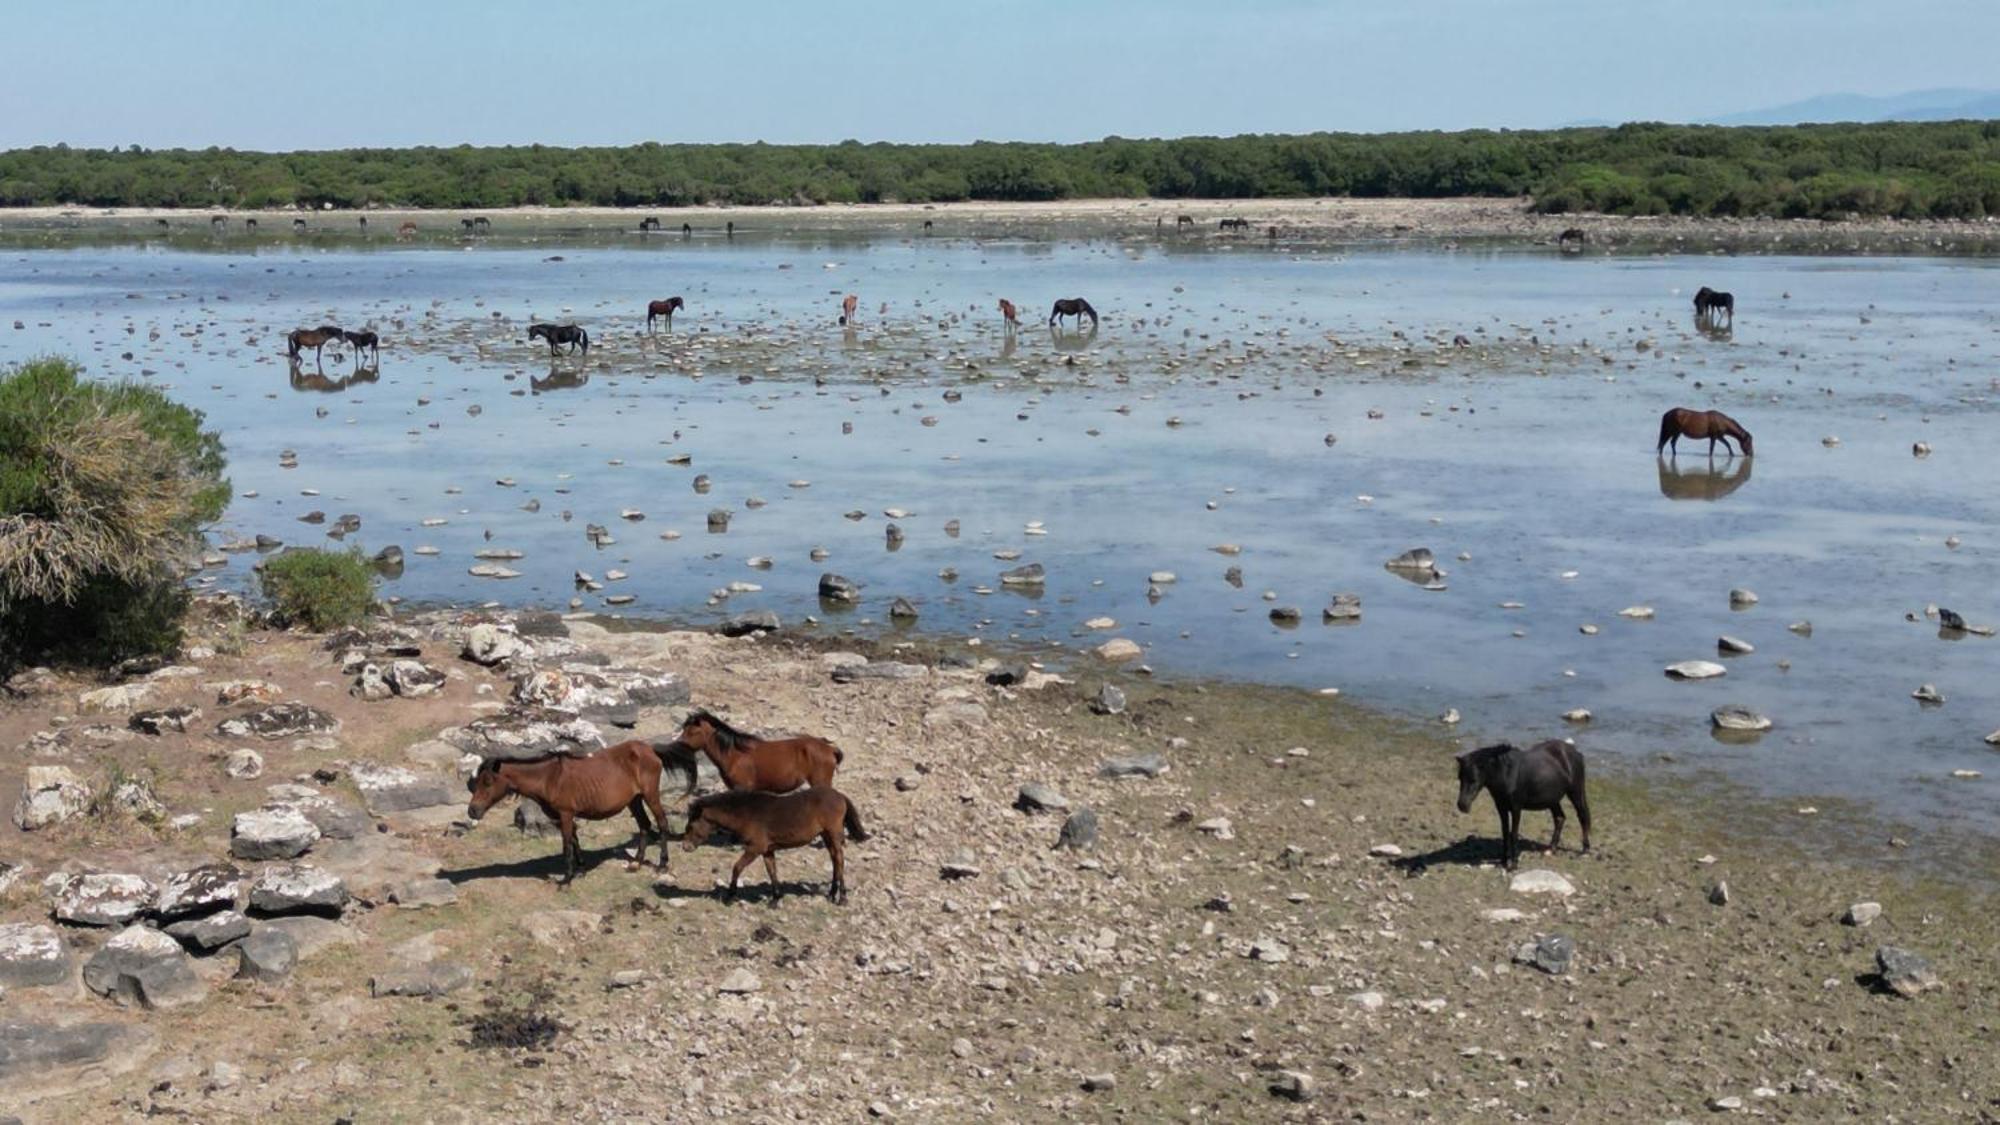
{"left": 653, "top": 740, "right": 698, "bottom": 797}
{"left": 1656, "top": 410, "right": 1676, "bottom": 453}
{"left": 578, "top": 327, "right": 589, "bottom": 354}
{"left": 286, "top": 332, "right": 299, "bottom": 358}
{"left": 842, "top": 796, "right": 869, "bottom": 842}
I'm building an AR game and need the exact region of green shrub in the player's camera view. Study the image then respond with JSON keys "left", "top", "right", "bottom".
{"left": 0, "top": 357, "right": 229, "bottom": 668}
{"left": 259, "top": 548, "right": 375, "bottom": 631}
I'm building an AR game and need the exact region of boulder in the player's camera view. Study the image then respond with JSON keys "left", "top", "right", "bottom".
{"left": 12, "top": 766, "right": 92, "bottom": 830}
{"left": 818, "top": 573, "right": 861, "bottom": 603}
{"left": 1014, "top": 783, "right": 1069, "bottom": 815}
{"left": 461, "top": 623, "right": 526, "bottom": 666}
{"left": 440, "top": 712, "right": 604, "bottom": 761}
{"left": 1875, "top": 946, "right": 1940, "bottom": 997}
{"left": 0, "top": 922, "right": 71, "bottom": 989}
{"left": 48, "top": 873, "right": 157, "bottom": 926}
{"left": 215, "top": 703, "right": 338, "bottom": 741}
{"left": 1664, "top": 661, "right": 1727, "bottom": 680}
{"left": 351, "top": 664, "right": 393, "bottom": 702}
{"left": 1514, "top": 933, "right": 1575, "bottom": 975}
{"left": 231, "top": 806, "right": 321, "bottom": 861}
{"left": 154, "top": 864, "right": 243, "bottom": 921}
{"left": 1509, "top": 869, "right": 1576, "bottom": 897}
{"left": 719, "top": 610, "right": 781, "bottom": 637}
{"left": 1089, "top": 684, "right": 1127, "bottom": 715}
{"left": 78, "top": 683, "right": 155, "bottom": 714}
{"left": 1055, "top": 808, "right": 1099, "bottom": 851}
{"left": 107, "top": 779, "right": 165, "bottom": 823}
{"left": 1711, "top": 706, "right": 1772, "bottom": 732}
{"left": 224, "top": 748, "right": 265, "bottom": 779}
{"left": 247, "top": 864, "right": 348, "bottom": 917}
{"left": 163, "top": 910, "right": 252, "bottom": 952}
{"left": 128, "top": 706, "right": 201, "bottom": 735}
{"left": 82, "top": 926, "right": 208, "bottom": 1009}
{"left": 234, "top": 927, "right": 299, "bottom": 983}
{"left": 1100, "top": 752, "right": 1167, "bottom": 779}
{"left": 1384, "top": 547, "right": 1436, "bottom": 572}
{"left": 1095, "top": 638, "right": 1142, "bottom": 662}
{"left": 1843, "top": 902, "right": 1883, "bottom": 927}
{"left": 349, "top": 763, "right": 459, "bottom": 815}
{"left": 1323, "top": 593, "right": 1362, "bottom": 622}
{"left": 999, "top": 563, "right": 1045, "bottom": 587}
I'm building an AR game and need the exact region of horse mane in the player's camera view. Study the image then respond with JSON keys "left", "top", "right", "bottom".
{"left": 689, "top": 708, "right": 758, "bottom": 751}
{"left": 1457, "top": 742, "right": 1518, "bottom": 764}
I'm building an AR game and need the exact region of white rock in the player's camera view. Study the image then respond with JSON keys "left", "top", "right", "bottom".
{"left": 1665, "top": 660, "right": 1727, "bottom": 680}
{"left": 1508, "top": 869, "right": 1576, "bottom": 897}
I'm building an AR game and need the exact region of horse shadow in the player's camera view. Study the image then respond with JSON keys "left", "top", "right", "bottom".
{"left": 1657, "top": 454, "right": 1753, "bottom": 501}
{"left": 648, "top": 878, "right": 830, "bottom": 906}
{"left": 1388, "top": 835, "right": 1506, "bottom": 874}
{"left": 438, "top": 838, "right": 649, "bottom": 885}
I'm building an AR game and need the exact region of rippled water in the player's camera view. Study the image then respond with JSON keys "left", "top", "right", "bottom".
{"left": 4, "top": 229, "right": 1999, "bottom": 840}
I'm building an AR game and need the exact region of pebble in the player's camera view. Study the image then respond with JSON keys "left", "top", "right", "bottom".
{"left": 1665, "top": 660, "right": 1727, "bottom": 680}
{"left": 1729, "top": 588, "right": 1758, "bottom": 607}
{"left": 1717, "top": 635, "right": 1754, "bottom": 654}
{"left": 1509, "top": 869, "right": 1575, "bottom": 897}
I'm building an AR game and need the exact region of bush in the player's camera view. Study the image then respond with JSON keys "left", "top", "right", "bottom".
{"left": 259, "top": 548, "right": 375, "bottom": 631}
{"left": 0, "top": 357, "right": 229, "bottom": 667}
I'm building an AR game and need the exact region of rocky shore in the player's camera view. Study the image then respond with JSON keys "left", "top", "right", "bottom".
{"left": 2, "top": 598, "right": 1996, "bottom": 1120}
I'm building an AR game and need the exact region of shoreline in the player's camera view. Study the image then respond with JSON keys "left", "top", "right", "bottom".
{"left": 6, "top": 196, "right": 2000, "bottom": 251}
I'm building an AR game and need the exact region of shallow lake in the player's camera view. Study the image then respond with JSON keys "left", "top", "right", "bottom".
{"left": 4, "top": 227, "right": 1998, "bottom": 846}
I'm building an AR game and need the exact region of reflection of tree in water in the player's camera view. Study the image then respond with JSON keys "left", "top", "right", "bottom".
{"left": 531, "top": 367, "right": 589, "bottom": 394}
{"left": 1657, "top": 454, "right": 1753, "bottom": 501}
{"left": 288, "top": 360, "right": 380, "bottom": 394}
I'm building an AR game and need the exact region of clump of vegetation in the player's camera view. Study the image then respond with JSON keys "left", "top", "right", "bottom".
{"left": 0, "top": 357, "right": 228, "bottom": 667}
{"left": 2, "top": 121, "right": 1998, "bottom": 218}
{"left": 259, "top": 548, "right": 375, "bottom": 631}
{"left": 462, "top": 976, "right": 565, "bottom": 1051}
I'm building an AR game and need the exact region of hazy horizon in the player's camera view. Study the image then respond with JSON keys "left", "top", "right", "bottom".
{"left": 3, "top": 0, "right": 1997, "bottom": 151}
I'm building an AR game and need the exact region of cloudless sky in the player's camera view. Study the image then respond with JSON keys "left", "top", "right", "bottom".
{"left": 3, "top": 0, "right": 1995, "bottom": 150}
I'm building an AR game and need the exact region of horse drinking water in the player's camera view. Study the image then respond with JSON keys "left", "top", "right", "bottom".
{"left": 1692, "top": 286, "right": 1734, "bottom": 326}
{"left": 528, "top": 323, "right": 589, "bottom": 356}
{"left": 286, "top": 327, "right": 341, "bottom": 365}
{"left": 465, "top": 740, "right": 694, "bottom": 885}
{"left": 1657, "top": 407, "right": 1753, "bottom": 457}
{"left": 681, "top": 787, "right": 868, "bottom": 904}
{"left": 1049, "top": 297, "right": 1098, "bottom": 329}
{"left": 665, "top": 710, "right": 843, "bottom": 793}
{"left": 646, "top": 296, "right": 685, "bottom": 331}
{"left": 1455, "top": 740, "right": 1591, "bottom": 870}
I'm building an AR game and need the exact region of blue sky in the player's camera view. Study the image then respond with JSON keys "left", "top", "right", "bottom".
{"left": 3, "top": 0, "right": 1995, "bottom": 150}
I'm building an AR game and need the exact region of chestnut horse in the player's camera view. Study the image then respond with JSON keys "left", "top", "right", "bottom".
{"left": 682, "top": 787, "right": 868, "bottom": 904}
{"left": 466, "top": 740, "right": 695, "bottom": 885}
{"left": 286, "top": 327, "right": 341, "bottom": 364}
{"left": 666, "top": 709, "right": 842, "bottom": 793}
{"left": 647, "top": 296, "right": 685, "bottom": 331}
{"left": 998, "top": 298, "right": 1019, "bottom": 330}
{"left": 1049, "top": 297, "right": 1098, "bottom": 329}
{"left": 1658, "top": 407, "right": 1753, "bottom": 457}
{"left": 840, "top": 293, "right": 859, "bottom": 326}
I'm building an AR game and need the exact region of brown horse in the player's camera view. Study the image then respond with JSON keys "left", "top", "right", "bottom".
{"left": 682, "top": 787, "right": 868, "bottom": 904}
{"left": 998, "top": 298, "right": 1019, "bottom": 330}
{"left": 647, "top": 296, "right": 685, "bottom": 331}
{"left": 1658, "top": 407, "right": 1753, "bottom": 457}
{"left": 1557, "top": 227, "right": 1587, "bottom": 252}
{"left": 342, "top": 329, "right": 380, "bottom": 363}
{"left": 466, "top": 740, "right": 695, "bottom": 885}
{"left": 667, "top": 709, "right": 843, "bottom": 793}
{"left": 286, "top": 327, "right": 341, "bottom": 364}
{"left": 840, "top": 293, "right": 859, "bottom": 326}
{"left": 396, "top": 221, "right": 418, "bottom": 240}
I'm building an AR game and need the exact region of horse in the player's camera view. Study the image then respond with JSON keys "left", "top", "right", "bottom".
{"left": 244, "top": 218, "right": 257, "bottom": 230}
{"left": 210, "top": 215, "right": 226, "bottom": 230}
{"left": 681, "top": 222, "right": 692, "bottom": 236}
{"left": 292, "top": 218, "right": 307, "bottom": 232}
{"left": 1219, "top": 218, "right": 1250, "bottom": 232}
{"left": 467, "top": 740, "right": 695, "bottom": 885}
{"left": 640, "top": 216, "right": 661, "bottom": 232}
{"left": 528, "top": 323, "right": 589, "bottom": 356}
{"left": 357, "top": 216, "right": 367, "bottom": 229}
{"left": 1657, "top": 407, "right": 1753, "bottom": 457}
{"left": 681, "top": 787, "right": 868, "bottom": 904}
{"left": 1693, "top": 286, "right": 1734, "bottom": 326}
{"left": 998, "top": 298, "right": 1019, "bottom": 330}
{"left": 646, "top": 296, "right": 685, "bottom": 331}
{"left": 922, "top": 219, "right": 933, "bottom": 232}
{"left": 1049, "top": 297, "right": 1098, "bottom": 329}
{"left": 285, "top": 327, "right": 341, "bottom": 365}
{"left": 1557, "top": 227, "right": 1586, "bottom": 252}
{"left": 341, "top": 329, "right": 380, "bottom": 364}
{"left": 1176, "top": 215, "right": 1194, "bottom": 228}
{"left": 154, "top": 218, "right": 169, "bottom": 229}
{"left": 396, "top": 221, "right": 418, "bottom": 240}
{"left": 665, "top": 709, "right": 843, "bottom": 793}
{"left": 1455, "top": 741, "right": 1590, "bottom": 871}
{"left": 840, "top": 293, "right": 859, "bottom": 326}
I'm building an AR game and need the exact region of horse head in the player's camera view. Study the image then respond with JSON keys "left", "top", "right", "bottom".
{"left": 679, "top": 804, "right": 716, "bottom": 852}
{"left": 1455, "top": 744, "right": 1516, "bottom": 812}
{"left": 465, "top": 759, "right": 512, "bottom": 821}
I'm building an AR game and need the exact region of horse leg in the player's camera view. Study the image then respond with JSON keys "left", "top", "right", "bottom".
{"left": 1573, "top": 789, "right": 1592, "bottom": 854}
{"left": 626, "top": 796, "right": 653, "bottom": 870}
{"left": 826, "top": 831, "right": 846, "bottom": 903}
{"left": 763, "top": 852, "right": 781, "bottom": 906}
{"left": 642, "top": 781, "right": 670, "bottom": 871}
{"left": 1493, "top": 803, "right": 1510, "bottom": 867}
{"left": 725, "top": 848, "right": 757, "bottom": 902}
{"left": 1548, "top": 803, "right": 1566, "bottom": 853}
{"left": 558, "top": 812, "right": 579, "bottom": 886}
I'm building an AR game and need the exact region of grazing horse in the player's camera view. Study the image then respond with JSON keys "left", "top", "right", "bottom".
{"left": 666, "top": 709, "right": 843, "bottom": 793}
{"left": 1219, "top": 217, "right": 1250, "bottom": 232}
{"left": 341, "top": 329, "right": 380, "bottom": 364}
{"left": 681, "top": 222, "right": 692, "bottom": 236}
{"left": 244, "top": 218, "right": 257, "bottom": 230}
{"left": 646, "top": 296, "right": 685, "bottom": 331}
{"left": 840, "top": 293, "right": 859, "bottom": 326}
{"left": 1557, "top": 227, "right": 1587, "bottom": 252}
{"left": 292, "top": 218, "right": 307, "bottom": 232}
{"left": 1176, "top": 214, "right": 1195, "bottom": 228}
{"left": 1693, "top": 286, "right": 1734, "bottom": 326}
{"left": 396, "top": 221, "right": 418, "bottom": 240}
{"left": 466, "top": 740, "right": 694, "bottom": 885}
{"left": 357, "top": 216, "right": 367, "bottom": 229}
{"left": 922, "top": 219, "right": 933, "bottom": 232}
{"left": 285, "top": 327, "right": 341, "bottom": 364}
{"left": 210, "top": 215, "right": 227, "bottom": 230}
{"left": 640, "top": 216, "right": 661, "bottom": 232}
{"left": 1049, "top": 297, "right": 1098, "bottom": 329}
{"left": 528, "top": 323, "right": 589, "bottom": 356}
{"left": 998, "top": 298, "right": 1020, "bottom": 330}
{"left": 682, "top": 787, "right": 868, "bottom": 904}
{"left": 727, "top": 220, "right": 735, "bottom": 237}
{"left": 1455, "top": 741, "right": 1591, "bottom": 870}
{"left": 1658, "top": 407, "right": 1753, "bottom": 457}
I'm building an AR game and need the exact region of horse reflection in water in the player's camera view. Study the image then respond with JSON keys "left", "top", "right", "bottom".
{"left": 531, "top": 365, "right": 590, "bottom": 394}
{"left": 288, "top": 357, "right": 379, "bottom": 393}
{"left": 1657, "top": 454, "right": 1753, "bottom": 501}
{"left": 1048, "top": 322, "right": 1098, "bottom": 353}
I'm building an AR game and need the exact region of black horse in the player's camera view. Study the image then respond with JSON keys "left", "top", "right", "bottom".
{"left": 529, "top": 323, "right": 589, "bottom": 356}
{"left": 1049, "top": 297, "right": 1099, "bottom": 329}
{"left": 1455, "top": 740, "right": 1591, "bottom": 870}
{"left": 292, "top": 218, "right": 308, "bottom": 232}
{"left": 1557, "top": 227, "right": 1587, "bottom": 252}
{"left": 640, "top": 216, "right": 661, "bottom": 232}
{"left": 1693, "top": 286, "right": 1734, "bottom": 326}
{"left": 342, "top": 329, "right": 380, "bottom": 364}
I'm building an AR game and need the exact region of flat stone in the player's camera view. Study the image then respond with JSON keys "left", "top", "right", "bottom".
{"left": 163, "top": 910, "right": 252, "bottom": 952}
{"left": 0, "top": 922, "right": 71, "bottom": 988}
{"left": 370, "top": 961, "right": 473, "bottom": 998}
{"left": 1081, "top": 1073, "right": 1117, "bottom": 1093}
{"left": 461, "top": 623, "right": 525, "bottom": 666}
{"left": 0, "top": 1020, "right": 156, "bottom": 1096}
{"left": 1015, "top": 783, "right": 1069, "bottom": 814}
{"left": 441, "top": 713, "right": 605, "bottom": 760}
{"left": 82, "top": 926, "right": 208, "bottom": 1009}
{"left": 1729, "top": 588, "right": 1758, "bottom": 607}
{"left": 717, "top": 967, "right": 761, "bottom": 994}
{"left": 830, "top": 661, "right": 926, "bottom": 683}
{"left": 389, "top": 878, "right": 459, "bottom": 909}
{"left": 234, "top": 927, "right": 298, "bottom": 983}
{"left": 1711, "top": 706, "right": 1772, "bottom": 732}
{"left": 719, "top": 610, "right": 781, "bottom": 637}
{"left": 998, "top": 563, "right": 1045, "bottom": 587}
{"left": 1509, "top": 869, "right": 1576, "bottom": 897}
{"left": 940, "top": 854, "right": 982, "bottom": 879}
{"left": 256, "top": 916, "right": 360, "bottom": 961}
{"left": 230, "top": 806, "right": 320, "bottom": 860}
{"left": 1269, "top": 1070, "right": 1317, "bottom": 1103}
{"left": 215, "top": 703, "right": 338, "bottom": 741}
{"left": 78, "top": 683, "right": 155, "bottom": 713}
{"left": 1384, "top": 547, "right": 1436, "bottom": 572}
{"left": 1717, "top": 635, "right": 1755, "bottom": 655}
{"left": 49, "top": 873, "right": 157, "bottom": 926}
{"left": 1665, "top": 660, "right": 1727, "bottom": 680}
{"left": 247, "top": 864, "right": 348, "bottom": 917}
{"left": 128, "top": 705, "right": 201, "bottom": 735}
{"left": 385, "top": 660, "right": 447, "bottom": 698}
{"left": 1843, "top": 902, "right": 1882, "bottom": 927}
{"left": 154, "top": 863, "right": 244, "bottom": 921}
{"left": 923, "top": 701, "right": 988, "bottom": 729}
{"left": 350, "top": 763, "right": 460, "bottom": 815}
{"left": 1099, "top": 752, "right": 1167, "bottom": 779}
{"left": 1094, "top": 638, "right": 1142, "bottom": 662}
{"left": 521, "top": 910, "right": 602, "bottom": 948}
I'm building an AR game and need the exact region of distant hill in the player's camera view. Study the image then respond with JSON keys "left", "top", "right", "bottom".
{"left": 1706, "top": 88, "right": 2000, "bottom": 126}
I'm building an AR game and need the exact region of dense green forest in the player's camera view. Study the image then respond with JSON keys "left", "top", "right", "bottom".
{"left": 3, "top": 121, "right": 1999, "bottom": 219}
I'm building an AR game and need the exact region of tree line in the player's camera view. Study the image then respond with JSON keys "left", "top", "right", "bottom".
{"left": 3, "top": 120, "right": 1999, "bottom": 219}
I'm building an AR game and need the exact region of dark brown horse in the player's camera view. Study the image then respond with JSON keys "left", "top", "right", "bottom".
{"left": 1557, "top": 227, "right": 1586, "bottom": 252}
{"left": 647, "top": 296, "right": 685, "bottom": 331}
{"left": 1049, "top": 297, "right": 1098, "bottom": 329}
{"left": 1693, "top": 286, "right": 1734, "bottom": 326}
{"left": 1219, "top": 218, "right": 1250, "bottom": 232}
{"left": 396, "top": 221, "right": 419, "bottom": 240}
{"left": 1455, "top": 740, "right": 1591, "bottom": 870}
{"left": 666, "top": 710, "right": 843, "bottom": 793}
{"left": 1176, "top": 214, "right": 1194, "bottom": 228}
{"left": 682, "top": 787, "right": 868, "bottom": 904}
{"left": 1658, "top": 407, "right": 1753, "bottom": 457}
{"left": 640, "top": 216, "right": 661, "bottom": 232}
{"left": 342, "top": 329, "right": 380, "bottom": 363}
{"left": 466, "top": 740, "right": 695, "bottom": 885}
{"left": 998, "top": 298, "right": 1019, "bottom": 330}
{"left": 286, "top": 327, "right": 340, "bottom": 364}
{"left": 528, "top": 323, "right": 589, "bottom": 356}
{"left": 840, "top": 293, "right": 859, "bottom": 326}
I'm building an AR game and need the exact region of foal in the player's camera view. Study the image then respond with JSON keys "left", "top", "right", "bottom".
{"left": 466, "top": 740, "right": 693, "bottom": 885}
{"left": 682, "top": 787, "right": 868, "bottom": 904}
